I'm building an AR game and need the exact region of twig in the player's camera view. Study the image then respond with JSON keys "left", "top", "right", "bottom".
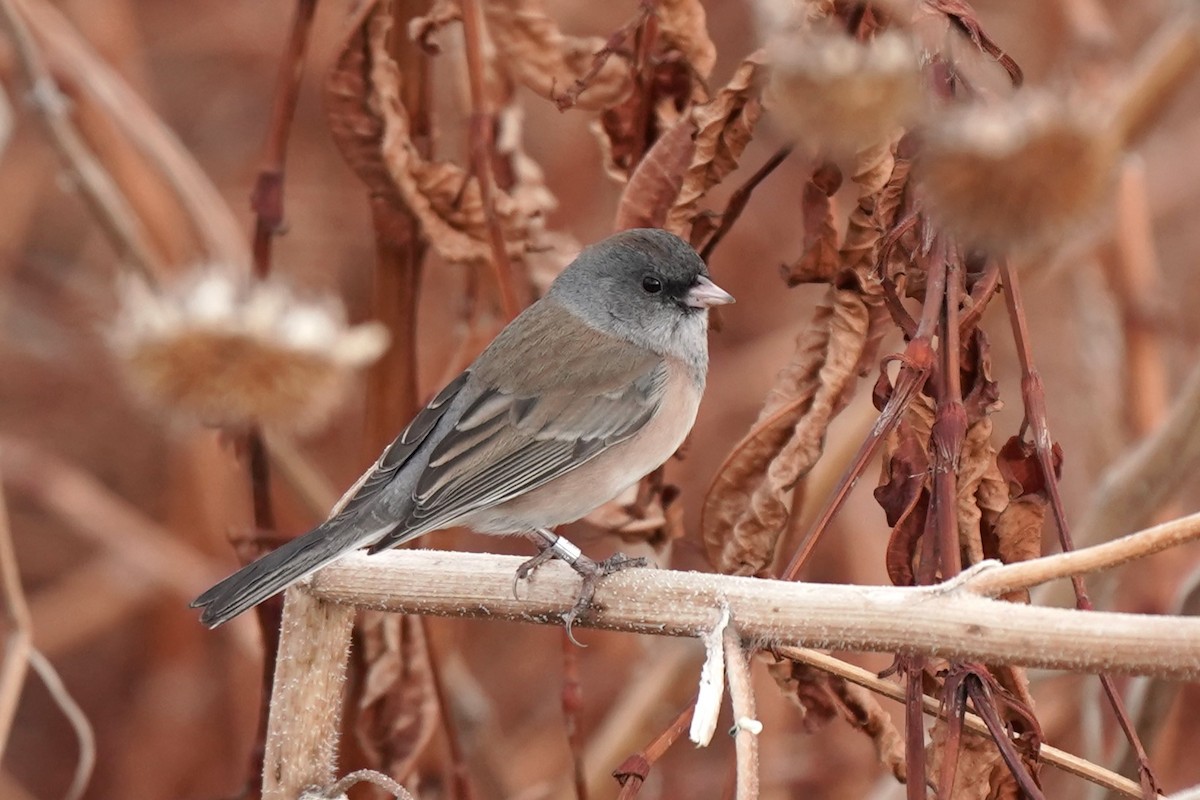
{"left": 1115, "top": 10, "right": 1200, "bottom": 147}
{"left": 27, "top": 649, "right": 94, "bottom": 800}
{"left": 0, "top": 0, "right": 160, "bottom": 279}
{"left": 1001, "top": 260, "right": 1162, "bottom": 799}
{"left": 613, "top": 695, "right": 696, "bottom": 799}
{"left": 250, "top": 0, "right": 318, "bottom": 277}
{"left": 699, "top": 145, "right": 792, "bottom": 262}
{"left": 319, "top": 769, "right": 416, "bottom": 799}
{"left": 959, "top": 510, "right": 1200, "bottom": 598}
{"left": 17, "top": 0, "right": 250, "bottom": 266}
{"left": 0, "top": 469, "right": 31, "bottom": 755}
{"left": 460, "top": 0, "right": 521, "bottom": 320}
{"left": 306, "top": 549, "right": 1200, "bottom": 678}
{"left": 723, "top": 626, "right": 759, "bottom": 800}
{"left": 562, "top": 630, "right": 589, "bottom": 800}
{"left": 553, "top": 0, "right": 655, "bottom": 111}
{"left": 777, "top": 647, "right": 1147, "bottom": 799}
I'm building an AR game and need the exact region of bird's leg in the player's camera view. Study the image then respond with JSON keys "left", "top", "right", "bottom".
{"left": 517, "top": 528, "right": 647, "bottom": 644}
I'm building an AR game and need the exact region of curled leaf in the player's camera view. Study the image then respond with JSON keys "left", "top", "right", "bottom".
{"left": 484, "top": 0, "right": 633, "bottom": 111}
{"left": 664, "top": 50, "right": 768, "bottom": 238}
{"left": 657, "top": 0, "right": 718, "bottom": 81}
{"left": 354, "top": 613, "right": 439, "bottom": 781}
{"left": 703, "top": 286, "right": 871, "bottom": 575}
{"left": 326, "top": 1, "right": 533, "bottom": 263}
{"left": 613, "top": 116, "right": 697, "bottom": 230}
{"left": 783, "top": 162, "right": 842, "bottom": 286}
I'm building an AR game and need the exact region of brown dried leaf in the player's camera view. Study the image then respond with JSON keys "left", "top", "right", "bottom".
{"left": 702, "top": 286, "right": 870, "bottom": 575}
{"left": 484, "top": 0, "right": 634, "bottom": 111}
{"left": 839, "top": 135, "right": 901, "bottom": 274}
{"left": 664, "top": 50, "right": 768, "bottom": 238}
{"left": 768, "top": 655, "right": 905, "bottom": 780}
{"left": 407, "top": 0, "right": 461, "bottom": 54}
{"left": 613, "top": 116, "right": 697, "bottom": 230}
{"left": 957, "top": 416, "right": 999, "bottom": 566}
{"left": 766, "top": 655, "right": 840, "bottom": 730}
{"left": 783, "top": 162, "right": 842, "bottom": 286}
{"left": 325, "top": 1, "right": 532, "bottom": 263}
{"left": 656, "top": 0, "right": 718, "bottom": 81}
{"left": 833, "top": 680, "right": 907, "bottom": 782}
{"left": 878, "top": 396, "right": 934, "bottom": 586}
{"left": 595, "top": 55, "right": 695, "bottom": 182}
{"left": 354, "top": 613, "right": 439, "bottom": 781}
{"left": 928, "top": 716, "right": 1016, "bottom": 800}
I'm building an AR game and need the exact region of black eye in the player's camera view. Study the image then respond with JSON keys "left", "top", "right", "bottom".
{"left": 641, "top": 275, "right": 663, "bottom": 294}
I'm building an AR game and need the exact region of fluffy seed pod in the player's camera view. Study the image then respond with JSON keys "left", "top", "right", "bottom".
{"left": 767, "top": 30, "right": 923, "bottom": 154}
{"left": 916, "top": 91, "right": 1119, "bottom": 251}
{"left": 111, "top": 270, "right": 388, "bottom": 432}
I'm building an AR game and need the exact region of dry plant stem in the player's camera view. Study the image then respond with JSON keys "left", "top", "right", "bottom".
{"left": 1115, "top": 11, "right": 1200, "bottom": 147}
{"left": 562, "top": 631, "right": 589, "bottom": 800}
{"left": 962, "top": 510, "right": 1200, "bottom": 598}
{"left": 26, "top": 649, "right": 94, "bottom": 800}
{"left": 904, "top": 664, "right": 925, "bottom": 800}
{"left": 262, "top": 587, "right": 356, "bottom": 800}
{"left": 569, "top": 640, "right": 697, "bottom": 798}
{"left": 699, "top": 145, "right": 793, "bottom": 262}
{"left": 1101, "top": 162, "right": 1167, "bottom": 441}
{"left": 250, "top": 0, "right": 318, "bottom": 277}
{"left": 0, "top": 475, "right": 31, "bottom": 755}
{"left": 936, "top": 675, "right": 968, "bottom": 800}
{"left": 241, "top": 1, "right": 319, "bottom": 788}
{"left": 19, "top": 0, "right": 249, "bottom": 266}
{"left": 423, "top": 618, "right": 476, "bottom": 800}
{"left": 0, "top": 0, "right": 160, "bottom": 279}
{"left": 778, "top": 647, "right": 1148, "bottom": 799}
{"left": 554, "top": 0, "right": 654, "bottom": 111}
{"left": 614, "top": 699, "right": 695, "bottom": 799}
{"left": 723, "top": 629, "right": 759, "bottom": 800}
{"left": 306, "top": 550, "right": 1200, "bottom": 678}
{"left": 999, "top": 261, "right": 1161, "bottom": 798}
{"left": 460, "top": 0, "right": 521, "bottom": 320}
{"left": 966, "top": 677, "right": 1046, "bottom": 800}
{"left": 780, "top": 252, "right": 946, "bottom": 581}
{"left": 263, "top": 431, "right": 340, "bottom": 520}
{"left": 932, "top": 251, "right": 965, "bottom": 578}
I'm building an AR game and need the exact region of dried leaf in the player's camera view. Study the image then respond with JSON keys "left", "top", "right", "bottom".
{"left": 595, "top": 55, "right": 695, "bottom": 182}
{"left": 354, "top": 613, "right": 439, "bottom": 781}
{"left": 768, "top": 655, "right": 905, "bottom": 781}
{"left": 703, "top": 286, "right": 870, "bottom": 575}
{"left": 407, "top": 0, "right": 461, "bottom": 54}
{"left": 484, "top": 0, "right": 633, "bottom": 111}
{"left": 766, "top": 656, "right": 840, "bottom": 729}
{"left": 833, "top": 680, "right": 907, "bottom": 782}
{"left": 928, "top": 715, "right": 1015, "bottom": 800}
{"left": 656, "top": 0, "right": 718, "bottom": 81}
{"left": 783, "top": 162, "right": 842, "bottom": 286}
{"left": 613, "top": 116, "right": 697, "bottom": 230}
{"left": 878, "top": 395, "right": 934, "bottom": 586}
{"left": 326, "top": 1, "right": 533, "bottom": 263}
{"left": 664, "top": 50, "right": 768, "bottom": 238}
{"left": 839, "top": 135, "right": 901, "bottom": 274}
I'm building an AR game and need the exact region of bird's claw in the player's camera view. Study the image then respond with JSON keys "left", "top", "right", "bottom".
{"left": 514, "top": 546, "right": 648, "bottom": 646}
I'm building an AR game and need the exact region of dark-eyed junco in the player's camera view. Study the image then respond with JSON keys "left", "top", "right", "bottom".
{"left": 193, "top": 228, "right": 733, "bottom": 630}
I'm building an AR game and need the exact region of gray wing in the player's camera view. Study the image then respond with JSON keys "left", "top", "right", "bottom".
{"left": 368, "top": 358, "right": 669, "bottom": 551}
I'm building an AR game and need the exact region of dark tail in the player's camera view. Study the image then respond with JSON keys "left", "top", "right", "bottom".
{"left": 192, "top": 522, "right": 380, "bottom": 627}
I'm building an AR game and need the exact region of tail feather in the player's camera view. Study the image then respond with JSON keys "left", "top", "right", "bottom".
{"left": 192, "top": 523, "right": 381, "bottom": 627}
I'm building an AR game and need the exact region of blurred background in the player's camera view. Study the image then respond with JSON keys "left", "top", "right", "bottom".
{"left": 3, "top": 0, "right": 1200, "bottom": 798}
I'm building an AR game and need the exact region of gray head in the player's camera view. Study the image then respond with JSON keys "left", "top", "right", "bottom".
{"left": 548, "top": 228, "right": 734, "bottom": 367}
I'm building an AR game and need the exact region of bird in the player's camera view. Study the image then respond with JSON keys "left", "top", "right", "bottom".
{"left": 192, "top": 227, "right": 733, "bottom": 633}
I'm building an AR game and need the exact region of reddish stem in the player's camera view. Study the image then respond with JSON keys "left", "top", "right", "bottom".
{"left": 613, "top": 699, "right": 695, "bottom": 799}
{"left": 932, "top": 248, "right": 964, "bottom": 578}
{"left": 999, "top": 260, "right": 1161, "bottom": 799}
{"left": 460, "top": 0, "right": 521, "bottom": 320}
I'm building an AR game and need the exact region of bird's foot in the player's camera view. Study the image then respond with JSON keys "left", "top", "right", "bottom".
{"left": 516, "top": 530, "right": 647, "bottom": 646}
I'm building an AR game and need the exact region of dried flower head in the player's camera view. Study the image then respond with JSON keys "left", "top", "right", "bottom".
{"left": 111, "top": 270, "right": 389, "bottom": 432}
{"left": 916, "top": 91, "right": 1119, "bottom": 251}
{"left": 767, "top": 31, "right": 922, "bottom": 154}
